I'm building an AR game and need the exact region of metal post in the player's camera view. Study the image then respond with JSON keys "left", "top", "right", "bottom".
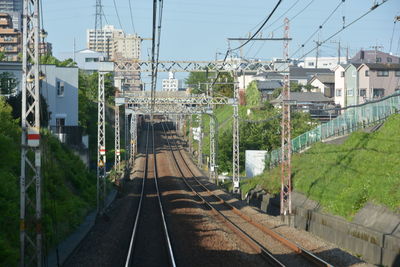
{"left": 209, "top": 114, "right": 218, "bottom": 184}
{"left": 198, "top": 114, "right": 203, "bottom": 167}
{"left": 114, "top": 103, "right": 121, "bottom": 173}
{"left": 20, "top": 0, "right": 41, "bottom": 265}
{"left": 280, "top": 18, "right": 292, "bottom": 220}
{"left": 130, "top": 113, "right": 137, "bottom": 166}
{"left": 124, "top": 110, "right": 129, "bottom": 165}
{"left": 189, "top": 115, "right": 193, "bottom": 154}
{"left": 232, "top": 72, "right": 240, "bottom": 193}
{"left": 97, "top": 72, "right": 106, "bottom": 214}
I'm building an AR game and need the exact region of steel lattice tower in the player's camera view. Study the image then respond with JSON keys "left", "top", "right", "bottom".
{"left": 94, "top": 0, "right": 103, "bottom": 53}
{"left": 280, "top": 18, "right": 292, "bottom": 218}
{"left": 114, "top": 102, "right": 121, "bottom": 174}
{"left": 20, "top": 0, "right": 42, "bottom": 265}
{"left": 232, "top": 73, "right": 240, "bottom": 193}
{"left": 97, "top": 72, "right": 106, "bottom": 213}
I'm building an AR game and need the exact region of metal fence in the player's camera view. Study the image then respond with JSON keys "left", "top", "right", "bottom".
{"left": 267, "top": 91, "right": 400, "bottom": 167}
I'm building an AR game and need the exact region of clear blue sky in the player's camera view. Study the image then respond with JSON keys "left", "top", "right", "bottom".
{"left": 43, "top": 0, "right": 399, "bottom": 82}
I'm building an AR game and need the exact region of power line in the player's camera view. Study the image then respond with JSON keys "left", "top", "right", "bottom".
{"left": 128, "top": 0, "right": 136, "bottom": 33}
{"left": 291, "top": 0, "right": 345, "bottom": 58}
{"left": 113, "top": 0, "right": 124, "bottom": 30}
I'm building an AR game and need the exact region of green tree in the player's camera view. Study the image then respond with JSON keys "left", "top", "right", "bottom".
{"left": 245, "top": 81, "right": 261, "bottom": 107}
{"left": 0, "top": 52, "right": 5, "bottom": 62}
{"left": 40, "top": 54, "right": 77, "bottom": 67}
{"left": 0, "top": 72, "right": 18, "bottom": 95}
{"left": 185, "top": 71, "right": 234, "bottom": 97}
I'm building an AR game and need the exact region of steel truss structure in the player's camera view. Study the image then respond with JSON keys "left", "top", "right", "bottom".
{"left": 114, "top": 60, "right": 273, "bottom": 73}
{"left": 280, "top": 18, "right": 292, "bottom": 219}
{"left": 20, "top": 0, "right": 42, "bottom": 265}
{"left": 198, "top": 114, "right": 203, "bottom": 167}
{"left": 97, "top": 72, "right": 107, "bottom": 213}
{"left": 114, "top": 103, "right": 121, "bottom": 174}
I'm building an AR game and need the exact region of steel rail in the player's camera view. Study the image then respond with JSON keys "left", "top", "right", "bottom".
{"left": 162, "top": 121, "right": 334, "bottom": 267}
{"left": 125, "top": 122, "right": 176, "bottom": 267}
{"left": 160, "top": 122, "right": 284, "bottom": 267}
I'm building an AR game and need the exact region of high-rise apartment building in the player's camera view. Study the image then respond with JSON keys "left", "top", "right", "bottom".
{"left": 0, "top": 13, "right": 21, "bottom": 61}
{"left": 0, "top": 0, "right": 22, "bottom": 31}
{"left": 111, "top": 32, "right": 141, "bottom": 61}
{"left": 86, "top": 25, "right": 123, "bottom": 59}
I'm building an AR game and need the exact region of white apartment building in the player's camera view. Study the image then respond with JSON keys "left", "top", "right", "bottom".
{"left": 300, "top": 57, "right": 347, "bottom": 69}
{"left": 162, "top": 72, "right": 179, "bottom": 91}
{"left": 86, "top": 25, "right": 123, "bottom": 58}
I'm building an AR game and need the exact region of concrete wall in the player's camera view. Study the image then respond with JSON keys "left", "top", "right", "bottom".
{"left": 245, "top": 189, "right": 400, "bottom": 266}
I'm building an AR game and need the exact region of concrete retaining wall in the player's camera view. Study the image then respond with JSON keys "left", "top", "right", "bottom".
{"left": 246, "top": 189, "right": 400, "bottom": 266}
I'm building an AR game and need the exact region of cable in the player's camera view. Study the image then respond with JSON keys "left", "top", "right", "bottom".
{"left": 230, "top": 0, "right": 283, "bottom": 52}
{"left": 128, "top": 0, "right": 136, "bottom": 33}
{"left": 273, "top": 0, "right": 389, "bottom": 73}
{"left": 291, "top": 0, "right": 345, "bottom": 58}
{"left": 270, "top": 0, "right": 315, "bottom": 33}
{"left": 102, "top": 8, "right": 109, "bottom": 25}
{"left": 113, "top": 0, "right": 124, "bottom": 30}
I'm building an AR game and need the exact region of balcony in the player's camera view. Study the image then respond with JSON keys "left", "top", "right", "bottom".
{"left": 0, "top": 37, "right": 18, "bottom": 43}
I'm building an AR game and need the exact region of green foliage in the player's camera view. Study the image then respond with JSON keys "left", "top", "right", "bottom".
{"left": 0, "top": 98, "right": 96, "bottom": 265}
{"left": 185, "top": 71, "right": 234, "bottom": 97}
{"left": 0, "top": 72, "right": 18, "bottom": 95}
{"left": 40, "top": 54, "right": 77, "bottom": 67}
{"left": 271, "top": 82, "right": 310, "bottom": 98}
{"left": 245, "top": 81, "right": 261, "bottom": 107}
{"left": 0, "top": 52, "right": 5, "bottom": 61}
{"left": 251, "top": 114, "right": 400, "bottom": 219}
{"left": 6, "top": 92, "right": 50, "bottom": 127}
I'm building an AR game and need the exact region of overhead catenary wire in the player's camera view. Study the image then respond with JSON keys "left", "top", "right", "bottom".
{"left": 273, "top": 0, "right": 390, "bottom": 73}
{"left": 113, "top": 0, "right": 124, "bottom": 30}
{"left": 128, "top": 0, "right": 136, "bottom": 33}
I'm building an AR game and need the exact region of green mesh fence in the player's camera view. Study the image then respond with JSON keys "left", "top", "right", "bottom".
{"left": 268, "top": 91, "right": 400, "bottom": 166}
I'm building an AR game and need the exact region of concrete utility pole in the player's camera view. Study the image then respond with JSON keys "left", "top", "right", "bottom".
{"left": 331, "top": 40, "right": 341, "bottom": 64}
{"left": 281, "top": 18, "right": 293, "bottom": 223}
{"left": 20, "top": 0, "right": 42, "bottom": 265}
{"left": 314, "top": 40, "right": 321, "bottom": 69}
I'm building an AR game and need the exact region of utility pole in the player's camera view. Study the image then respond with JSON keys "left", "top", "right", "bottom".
{"left": 198, "top": 114, "right": 203, "bottom": 167}
{"left": 130, "top": 114, "right": 137, "bottom": 166}
{"left": 281, "top": 18, "right": 292, "bottom": 223}
{"left": 313, "top": 40, "right": 321, "bottom": 69}
{"left": 20, "top": 0, "right": 42, "bottom": 265}
{"left": 232, "top": 72, "right": 240, "bottom": 193}
{"left": 331, "top": 40, "right": 341, "bottom": 64}
{"left": 115, "top": 93, "right": 121, "bottom": 174}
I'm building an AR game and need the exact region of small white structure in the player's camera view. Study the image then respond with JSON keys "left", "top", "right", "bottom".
{"left": 162, "top": 71, "right": 179, "bottom": 91}
{"left": 301, "top": 57, "right": 347, "bottom": 69}
{"left": 245, "top": 150, "right": 268, "bottom": 178}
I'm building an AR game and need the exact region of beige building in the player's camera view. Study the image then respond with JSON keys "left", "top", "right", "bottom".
{"left": 357, "top": 63, "right": 400, "bottom": 103}
{"left": 0, "top": 13, "right": 20, "bottom": 61}
{"left": 111, "top": 32, "right": 141, "bottom": 61}
{"left": 333, "top": 64, "right": 346, "bottom": 107}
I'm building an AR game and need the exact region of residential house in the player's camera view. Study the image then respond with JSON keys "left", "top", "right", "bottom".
{"left": 333, "top": 64, "right": 347, "bottom": 107}
{"left": 256, "top": 80, "right": 282, "bottom": 101}
{"left": 357, "top": 63, "right": 400, "bottom": 103}
{"left": 308, "top": 73, "right": 335, "bottom": 98}
{"left": 289, "top": 67, "right": 333, "bottom": 85}
{"left": 350, "top": 49, "right": 400, "bottom": 64}
{"left": 270, "top": 92, "right": 336, "bottom": 120}
{"left": 344, "top": 63, "right": 363, "bottom": 106}
{"left": 72, "top": 48, "right": 114, "bottom": 74}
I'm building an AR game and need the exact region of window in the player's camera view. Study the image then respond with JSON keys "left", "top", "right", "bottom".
{"left": 377, "top": 70, "right": 389, "bottom": 77}
{"left": 373, "top": 88, "right": 385, "bottom": 98}
{"left": 359, "top": 89, "right": 367, "bottom": 97}
{"left": 340, "top": 71, "right": 345, "bottom": 77}
{"left": 57, "top": 81, "right": 64, "bottom": 96}
{"left": 308, "top": 62, "right": 314, "bottom": 67}
{"left": 365, "top": 70, "right": 369, "bottom": 77}
{"left": 347, "top": 89, "right": 354, "bottom": 96}
{"left": 395, "top": 71, "right": 400, "bottom": 77}
{"left": 376, "top": 57, "right": 382, "bottom": 63}
{"left": 387, "top": 57, "right": 392, "bottom": 63}
{"left": 336, "top": 89, "right": 342, "bottom": 97}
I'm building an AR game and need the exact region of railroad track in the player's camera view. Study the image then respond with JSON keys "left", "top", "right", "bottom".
{"left": 125, "top": 122, "right": 176, "bottom": 267}
{"left": 161, "top": 121, "right": 333, "bottom": 267}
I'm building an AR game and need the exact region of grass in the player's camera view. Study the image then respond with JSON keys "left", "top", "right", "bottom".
{"left": 240, "top": 114, "right": 400, "bottom": 220}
